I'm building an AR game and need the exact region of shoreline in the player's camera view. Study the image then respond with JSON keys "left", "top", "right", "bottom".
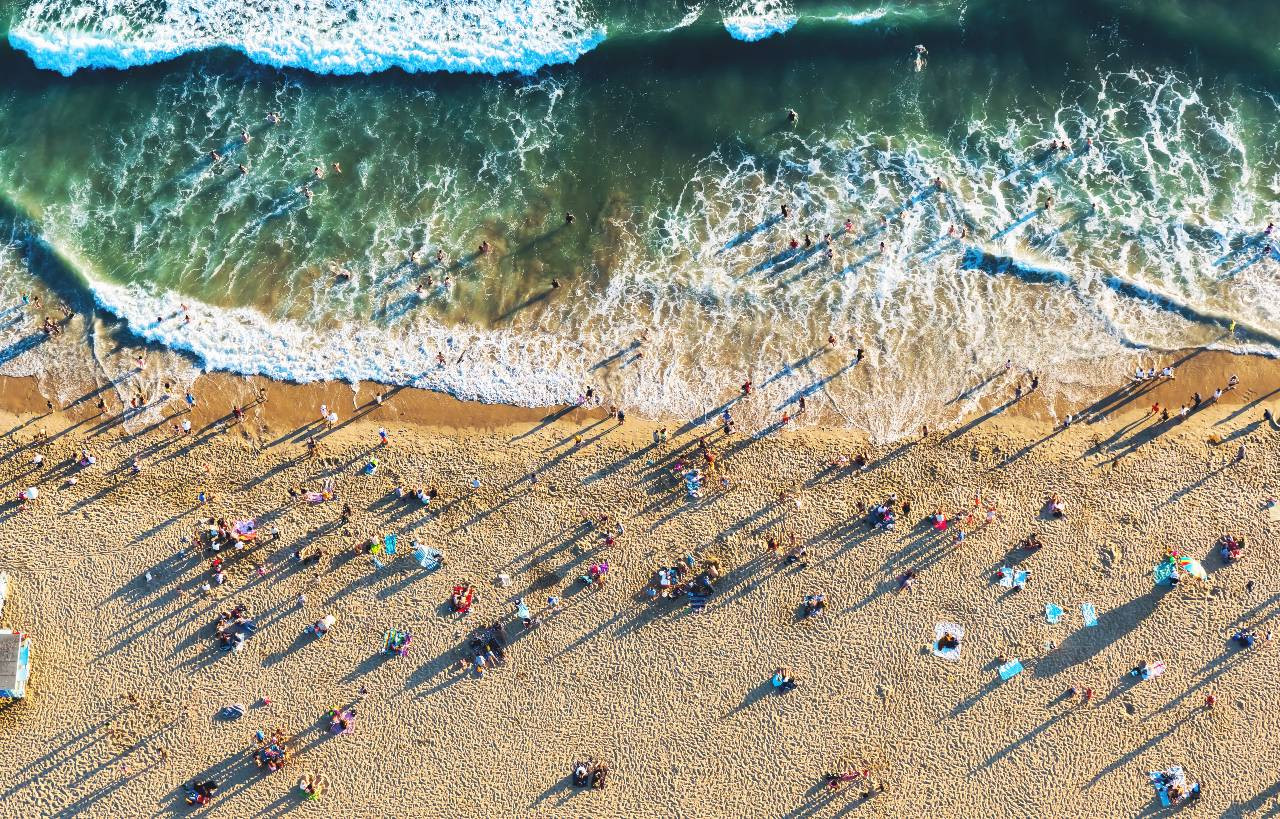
{"left": 3, "top": 345, "right": 1278, "bottom": 445}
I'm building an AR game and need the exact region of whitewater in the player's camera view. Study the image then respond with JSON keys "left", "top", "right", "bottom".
{"left": 7, "top": 0, "right": 905, "bottom": 76}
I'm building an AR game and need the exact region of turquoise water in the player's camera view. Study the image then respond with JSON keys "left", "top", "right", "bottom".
{"left": 1, "top": 0, "right": 1278, "bottom": 438}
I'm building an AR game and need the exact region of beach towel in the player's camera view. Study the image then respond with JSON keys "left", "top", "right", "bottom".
{"left": 413, "top": 544, "right": 443, "bottom": 571}
{"left": 1153, "top": 559, "right": 1176, "bottom": 585}
{"left": 932, "top": 621, "right": 964, "bottom": 661}
{"left": 998, "top": 659, "right": 1023, "bottom": 680}
{"left": 1013, "top": 570, "right": 1029, "bottom": 588}
{"left": 1081, "top": 602, "right": 1098, "bottom": 627}
{"left": 997, "top": 566, "right": 1015, "bottom": 588}
{"left": 1045, "top": 603, "right": 1064, "bottom": 624}
{"left": 383, "top": 535, "right": 397, "bottom": 556}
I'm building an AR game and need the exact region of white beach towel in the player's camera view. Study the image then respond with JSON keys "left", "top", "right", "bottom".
{"left": 932, "top": 621, "right": 965, "bottom": 661}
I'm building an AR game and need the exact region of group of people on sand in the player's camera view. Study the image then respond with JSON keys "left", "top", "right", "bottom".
{"left": 572, "top": 759, "right": 609, "bottom": 789}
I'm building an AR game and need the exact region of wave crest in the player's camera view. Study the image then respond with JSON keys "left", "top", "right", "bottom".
{"left": 8, "top": 0, "right": 607, "bottom": 76}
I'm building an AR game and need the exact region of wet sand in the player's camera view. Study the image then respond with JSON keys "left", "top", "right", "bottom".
{"left": 0, "top": 350, "right": 1278, "bottom": 818}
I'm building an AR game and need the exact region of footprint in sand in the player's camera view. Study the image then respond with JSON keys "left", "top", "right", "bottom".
{"left": 1097, "top": 543, "right": 1120, "bottom": 573}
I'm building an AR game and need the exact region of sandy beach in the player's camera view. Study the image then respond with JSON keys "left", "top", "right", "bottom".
{"left": 0, "top": 349, "right": 1278, "bottom": 818}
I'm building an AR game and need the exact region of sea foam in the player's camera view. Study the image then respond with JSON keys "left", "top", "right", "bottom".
{"left": 85, "top": 279, "right": 588, "bottom": 408}
{"left": 9, "top": 0, "right": 606, "bottom": 76}
{"left": 722, "top": 0, "right": 797, "bottom": 41}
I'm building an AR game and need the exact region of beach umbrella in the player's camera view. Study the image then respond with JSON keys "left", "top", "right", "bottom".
{"left": 1176, "top": 556, "right": 1207, "bottom": 581}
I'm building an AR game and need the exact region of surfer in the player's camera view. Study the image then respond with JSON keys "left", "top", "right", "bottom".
{"left": 565, "top": 212, "right": 575, "bottom": 224}
{"left": 332, "top": 162, "right": 342, "bottom": 174}
{"left": 786, "top": 108, "right": 798, "bottom": 125}
{"left": 313, "top": 166, "right": 324, "bottom": 179}
{"left": 913, "top": 45, "right": 927, "bottom": 72}
{"left": 238, "top": 164, "right": 248, "bottom": 176}
{"left": 435, "top": 249, "right": 446, "bottom": 266}
{"left": 209, "top": 150, "right": 222, "bottom": 163}
{"left": 266, "top": 111, "right": 281, "bottom": 124}
{"left": 240, "top": 130, "right": 251, "bottom": 144}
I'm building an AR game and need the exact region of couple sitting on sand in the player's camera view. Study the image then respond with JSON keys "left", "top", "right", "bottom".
{"left": 572, "top": 760, "right": 608, "bottom": 790}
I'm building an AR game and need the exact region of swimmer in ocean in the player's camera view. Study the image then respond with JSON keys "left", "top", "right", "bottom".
{"left": 266, "top": 111, "right": 281, "bottom": 124}
{"left": 913, "top": 44, "right": 928, "bottom": 72}
{"left": 313, "top": 166, "right": 324, "bottom": 180}
{"left": 241, "top": 130, "right": 251, "bottom": 144}
{"left": 238, "top": 164, "right": 248, "bottom": 176}
{"left": 787, "top": 109, "right": 798, "bottom": 125}
{"left": 301, "top": 185, "right": 314, "bottom": 202}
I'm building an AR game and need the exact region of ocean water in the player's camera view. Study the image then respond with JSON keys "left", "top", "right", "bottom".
{"left": 1, "top": 0, "right": 1279, "bottom": 439}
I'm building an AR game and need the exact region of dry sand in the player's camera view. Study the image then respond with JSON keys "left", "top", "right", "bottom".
{"left": 0, "top": 350, "right": 1278, "bottom": 818}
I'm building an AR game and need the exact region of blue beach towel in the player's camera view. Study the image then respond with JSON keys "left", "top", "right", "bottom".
{"left": 998, "top": 659, "right": 1024, "bottom": 680}
{"left": 1081, "top": 602, "right": 1098, "bottom": 627}
{"left": 1045, "top": 603, "right": 1064, "bottom": 624}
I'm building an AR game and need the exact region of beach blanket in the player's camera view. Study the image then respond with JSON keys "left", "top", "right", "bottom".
{"left": 413, "top": 544, "right": 443, "bottom": 571}
{"left": 932, "top": 622, "right": 964, "bottom": 661}
{"left": 998, "top": 568, "right": 1029, "bottom": 589}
